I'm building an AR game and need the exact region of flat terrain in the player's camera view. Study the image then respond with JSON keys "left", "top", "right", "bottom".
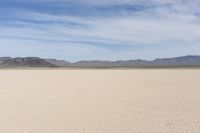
{"left": 0, "top": 69, "right": 200, "bottom": 133}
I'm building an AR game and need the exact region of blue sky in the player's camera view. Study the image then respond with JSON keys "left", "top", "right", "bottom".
{"left": 0, "top": 0, "right": 200, "bottom": 61}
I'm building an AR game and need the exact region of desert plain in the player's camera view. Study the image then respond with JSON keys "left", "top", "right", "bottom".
{"left": 0, "top": 69, "right": 200, "bottom": 133}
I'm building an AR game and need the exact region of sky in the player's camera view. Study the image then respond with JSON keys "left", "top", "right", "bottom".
{"left": 0, "top": 0, "right": 200, "bottom": 61}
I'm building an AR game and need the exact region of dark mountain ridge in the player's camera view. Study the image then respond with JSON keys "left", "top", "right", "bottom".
{"left": 0, "top": 55, "right": 200, "bottom": 68}
{"left": 0, "top": 57, "right": 57, "bottom": 68}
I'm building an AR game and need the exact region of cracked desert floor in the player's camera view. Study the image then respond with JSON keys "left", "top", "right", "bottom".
{"left": 0, "top": 69, "right": 200, "bottom": 133}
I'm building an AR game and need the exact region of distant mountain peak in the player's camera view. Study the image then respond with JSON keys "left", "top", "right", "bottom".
{"left": 0, "top": 55, "right": 200, "bottom": 68}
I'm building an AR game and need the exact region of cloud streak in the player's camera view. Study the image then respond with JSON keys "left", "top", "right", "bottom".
{"left": 0, "top": 0, "right": 199, "bottom": 61}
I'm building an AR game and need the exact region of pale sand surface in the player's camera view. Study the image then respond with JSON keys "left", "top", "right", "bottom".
{"left": 0, "top": 69, "right": 200, "bottom": 133}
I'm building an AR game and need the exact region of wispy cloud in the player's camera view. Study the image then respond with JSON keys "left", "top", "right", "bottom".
{"left": 0, "top": 0, "right": 199, "bottom": 61}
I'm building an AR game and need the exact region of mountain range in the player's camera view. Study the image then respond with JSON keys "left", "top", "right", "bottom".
{"left": 0, "top": 55, "right": 200, "bottom": 68}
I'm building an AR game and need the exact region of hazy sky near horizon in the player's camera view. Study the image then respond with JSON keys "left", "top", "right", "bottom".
{"left": 0, "top": 0, "right": 200, "bottom": 61}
